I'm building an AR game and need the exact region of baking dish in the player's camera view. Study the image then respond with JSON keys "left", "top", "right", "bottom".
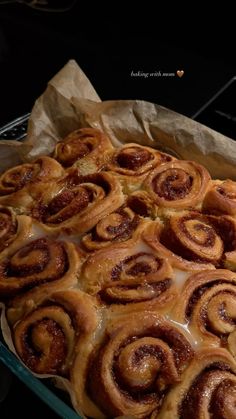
{"left": 0, "top": 114, "right": 82, "bottom": 419}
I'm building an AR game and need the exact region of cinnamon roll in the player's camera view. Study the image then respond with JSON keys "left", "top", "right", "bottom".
{"left": 80, "top": 225, "right": 176, "bottom": 313}
{"left": 11, "top": 290, "right": 98, "bottom": 376}
{"left": 106, "top": 143, "right": 175, "bottom": 193}
{"left": 127, "top": 190, "right": 159, "bottom": 218}
{"left": 205, "top": 214, "right": 236, "bottom": 271}
{"left": 53, "top": 128, "right": 113, "bottom": 172}
{"left": 172, "top": 269, "right": 236, "bottom": 356}
{"left": 0, "top": 209, "right": 33, "bottom": 257}
{"left": 32, "top": 170, "right": 124, "bottom": 235}
{"left": 2, "top": 133, "right": 236, "bottom": 419}
{"left": 71, "top": 313, "right": 194, "bottom": 418}
{"left": 0, "top": 156, "right": 64, "bottom": 211}
{"left": 158, "top": 348, "right": 236, "bottom": 419}
{"left": 81, "top": 206, "right": 140, "bottom": 251}
{"left": 203, "top": 179, "right": 236, "bottom": 216}
{"left": 144, "top": 160, "right": 211, "bottom": 213}
{"left": 143, "top": 212, "right": 223, "bottom": 271}
{"left": 0, "top": 237, "right": 82, "bottom": 302}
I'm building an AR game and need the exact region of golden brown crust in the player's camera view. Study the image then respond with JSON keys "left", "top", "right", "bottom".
{"left": 80, "top": 222, "right": 177, "bottom": 314}
{"left": 0, "top": 214, "right": 34, "bottom": 259}
{"left": 144, "top": 160, "right": 211, "bottom": 212}
{"left": 158, "top": 348, "right": 236, "bottom": 419}
{"left": 0, "top": 156, "right": 64, "bottom": 211}
{"left": 172, "top": 269, "right": 236, "bottom": 356}
{"left": 143, "top": 216, "right": 217, "bottom": 271}
{"left": 105, "top": 143, "right": 175, "bottom": 193}
{"left": 0, "top": 237, "right": 83, "bottom": 305}
{"left": 53, "top": 128, "right": 113, "bottom": 172}
{"left": 31, "top": 169, "right": 125, "bottom": 235}
{"left": 204, "top": 214, "right": 236, "bottom": 271}
{"left": 11, "top": 289, "right": 99, "bottom": 375}
{"left": 72, "top": 312, "right": 194, "bottom": 418}
{"left": 2, "top": 130, "right": 236, "bottom": 418}
{"left": 203, "top": 179, "right": 236, "bottom": 216}
{"left": 127, "top": 190, "right": 159, "bottom": 218}
{"left": 0, "top": 206, "right": 18, "bottom": 252}
{"left": 81, "top": 206, "right": 141, "bottom": 251}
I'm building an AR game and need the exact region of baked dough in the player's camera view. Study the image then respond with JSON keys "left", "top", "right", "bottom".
{"left": 0, "top": 127, "right": 236, "bottom": 418}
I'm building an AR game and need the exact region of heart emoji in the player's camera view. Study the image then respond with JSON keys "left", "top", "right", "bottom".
{"left": 177, "top": 70, "right": 184, "bottom": 78}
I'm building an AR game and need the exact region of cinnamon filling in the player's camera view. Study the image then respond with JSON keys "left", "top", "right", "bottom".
{"left": 185, "top": 281, "right": 220, "bottom": 318}
{"left": 127, "top": 195, "right": 151, "bottom": 217}
{"left": 58, "top": 140, "right": 92, "bottom": 166}
{"left": 21, "top": 318, "right": 67, "bottom": 374}
{"left": 111, "top": 253, "right": 162, "bottom": 281}
{"left": 209, "top": 379, "right": 236, "bottom": 419}
{"left": 0, "top": 165, "right": 37, "bottom": 194}
{"left": 208, "top": 216, "right": 236, "bottom": 252}
{"left": 92, "top": 211, "right": 139, "bottom": 242}
{"left": 0, "top": 209, "right": 17, "bottom": 242}
{"left": 178, "top": 363, "right": 232, "bottom": 419}
{"left": 180, "top": 217, "right": 216, "bottom": 247}
{"left": 153, "top": 170, "right": 193, "bottom": 200}
{"left": 99, "top": 278, "right": 172, "bottom": 304}
{"left": 116, "top": 147, "right": 152, "bottom": 170}
{"left": 160, "top": 215, "right": 223, "bottom": 265}
{"left": 160, "top": 227, "right": 219, "bottom": 265}
{"left": 44, "top": 187, "right": 91, "bottom": 223}
{"left": 217, "top": 181, "right": 236, "bottom": 200}
{"left": 1, "top": 238, "right": 68, "bottom": 295}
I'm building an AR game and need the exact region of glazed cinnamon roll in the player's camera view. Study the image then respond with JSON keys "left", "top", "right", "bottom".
{"left": 106, "top": 143, "right": 175, "bottom": 193}
{"left": 71, "top": 313, "right": 194, "bottom": 419}
{"left": 172, "top": 269, "right": 236, "bottom": 356}
{"left": 81, "top": 206, "right": 140, "bottom": 251}
{"left": 32, "top": 170, "right": 124, "bottom": 235}
{"left": 0, "top": 156, "right": 64, "bottom": 210}
{"left": 203, "top": 179, "right": 236, "bottom": 216}
{"left": 0, "top": 237, "right": 82, "bottom": 301}
{"left": 127, "top": 190, "right": 159, "bottom": 218}
{"left": 0, "top": 207, "right": 18, "bottom": 252}
{"left": 143, "top": 213, "right": 223, "bottom": 271}
{"left": 80, "top": 225, "right": 176, "bottom": 313}
{"left": 0, "top": 208, "right": 33, "bottom": 256}
{"left": 158, "top": 348, "right": 236, "bottom": 419}
{"left": 53, "top": 128, "right": 113, "bottom": 172}
{"left": 0, "top": 206, "right": 17, "bottom": 252}
{"left": 11, "top": 290, "right": 98, "bottom": 376}
{"left": 205, "top": 214, "right": 236, "bottom": 271}
{"left": 144, "top": 160, "right": 211, "bottom": 213}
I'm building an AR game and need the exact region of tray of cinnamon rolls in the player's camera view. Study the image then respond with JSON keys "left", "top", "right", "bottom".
{"left": 0, "top": 118, "right": 236, "bottom": 419}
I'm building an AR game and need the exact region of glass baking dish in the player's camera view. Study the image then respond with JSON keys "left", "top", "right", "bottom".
{"left": 0, "top": 114, "right": 82, "bottom": 419}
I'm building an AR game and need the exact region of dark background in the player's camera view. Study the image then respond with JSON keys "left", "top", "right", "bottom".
{"left": 0, "top": 2, "right": 236, "bottom": 418}
{"left": 0, "top": 2, "right": 235, "bottom": 127}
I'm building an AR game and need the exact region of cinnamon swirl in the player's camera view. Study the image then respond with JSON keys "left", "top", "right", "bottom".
{"left": 203, "top": 179, "right": 236, "bottom": 216}
{"left": 144, "top": 160, "right": 211, "bottom": 214}
{"left": 71, "top": 313, "right": 194, "bottom": 418}
{"left": 11, "top": 290, "right": 98, "bottom": 375}
{"left": 106, "top": 143, "right": 175, "bottom": 193}
{"left": 158, "top": 348, "right": 236, "bottom": 419}
{"left": 54, "top": 128, "right": 113, "bottom": 173}
{"left": 80, "top": 224, "right": 176, "bottom": 313}
{"left": 32, "top": 170, "right": 124, "bottom": 235}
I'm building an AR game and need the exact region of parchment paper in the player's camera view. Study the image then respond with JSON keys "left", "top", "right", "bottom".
{"left": 0, "top": 59, "right": 235, "bottom": 179}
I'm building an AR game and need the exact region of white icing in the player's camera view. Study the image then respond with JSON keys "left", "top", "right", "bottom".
{"left": 173, "top": 269, "right": 191, "bottom": 289}
{"left": 30, "top": 222, "right": 51, "bottom": 239}
{"left": 57, "top": 232, "right": 82, "bottom": 245}
{"left": 131, "top": 241, "right": 157, "bottom": 255}
{"left": 167, "top": 318, "right": 200, "bottom": 348}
